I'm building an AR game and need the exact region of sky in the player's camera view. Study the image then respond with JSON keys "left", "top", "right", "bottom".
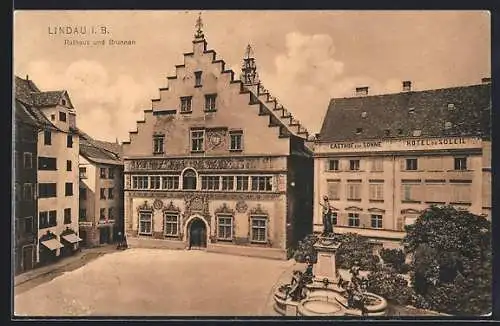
{"left": 13, "top": 10, "right": 491, "bottom": 142}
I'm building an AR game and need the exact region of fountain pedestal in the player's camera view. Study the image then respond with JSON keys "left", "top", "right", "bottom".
{"left": 313, "top": 236, "right": 341, "bottom": 284}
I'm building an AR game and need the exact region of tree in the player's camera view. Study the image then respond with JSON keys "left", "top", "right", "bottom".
{"left": 335, "top": 233, "right": 380, "bottom": 270}
{"left": 403, "top": 205, "right": 491, "bottom": 315}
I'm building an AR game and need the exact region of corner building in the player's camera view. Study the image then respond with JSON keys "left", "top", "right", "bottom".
{"left": 314, "top": 81, "right": 491, "bottom": 248}
{"left": 123, "top": 23, "right": 313, "bottom": 259}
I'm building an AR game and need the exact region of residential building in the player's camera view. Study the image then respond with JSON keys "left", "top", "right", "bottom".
{"left": 122, "top": 17, "right": 313, "bottom": 260}
{"left": 15, "top": 76, "right": 81, "bottom": 266}
{"left": 77, "top": 130, "right": 124, "bottom": 247}
{"left": 313, "top": 80, "right": 491, "bottom": 248}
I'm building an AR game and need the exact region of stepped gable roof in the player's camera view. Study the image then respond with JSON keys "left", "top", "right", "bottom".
{"left": 77, "top": 128, "right": 123, "bottom": 165}
{"left": 319, "top": 83, "right": 491, "bottom": 143}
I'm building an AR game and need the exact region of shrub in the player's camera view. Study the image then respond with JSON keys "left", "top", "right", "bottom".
{"left": 380, "top": 248, "right": 409, "bottom": 274}
{"left": 336, "top": 233, "right": 380, "bottom": 270}
{"left": 366, "top": 266, "right": 414, "bottom": 305}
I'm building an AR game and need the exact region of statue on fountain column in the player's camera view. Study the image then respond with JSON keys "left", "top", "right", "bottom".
{"left": 319, "top": 195, "right": 334, "bottom": 237}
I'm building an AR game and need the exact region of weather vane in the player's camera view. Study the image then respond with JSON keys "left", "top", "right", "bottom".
{"left": 195, "top": 12, "right": 204, "bottom": 39}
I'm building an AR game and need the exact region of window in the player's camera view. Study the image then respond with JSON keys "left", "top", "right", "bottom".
{"left": 328, "top": 160, "right": 339, "bottom": 171}
{"left": 64, "top": 208, "right": 71, "bottom": 224}
{"left": 349, "top": 159, "right": 360, "bottom": 171}
{"left": 371, "top": 214, "right": 383, "bottom": 229}
{"left": 191, "top": 130, "right": 205, "bottom": 152}
{"left": 79, "top": 167, "right": 87, "bottom": 179}
{"left": 38, "top": 183, "right": 57, "bottom": 198}
{"left": 454, "top": 157, "right": 467, "bottom": 171}
{"left": 23, "top": 183, "right": 33, "bottom": 201}
{"left": 371, "top": 159, "right": 383, "bottom": 172}
{"left": 61, "top": 99, "right": 67, "bottom": 106}
{"left": 164, "top": 213, "right": 179, "bottom": 236}
{"left": 401, "top": 183, "right": 421, "bottom": 202}
{"left": 251, "top": 176, "right": 272, "bottom": 192}
{"left": 100, "top": 168, "right": 106, "bottom": 178}
{"left": 444, "top": 121, "right": 452, "bottom": 130}
{"left": 221, "top": 176, "right": 234, "bottom": 191}
{"left": 412, "top": 129, "right": 422, "bottom": 137}
{"left": 182, "top": 169, "right": 197, "bottom": 190}
{"left": 79, "top": 209, "right": 87, "bottom": 221}
{"left": 384, "top": 129, "right": 391, "bottom": 136}
{"left": 194, "top": 71, "right": 202, "bottom": 87}
{"left": 108, "top": 168, "right": 115, "bottom": 179}
{"left": 100, "top": 188, "right": 106, "bottom": 199}
{"left": 204, "top": 94, "right": 217, "bottom": 112}
{"left": 39, "top": 211, "right": 49, "bottom": 229}
{"left": 44, "top": 130, "right": 52, "bottom": 145}
{"left": 406, "top": 158, "right": 418, "bottom": 171}
{"left": 452, "top": 183, "right": 471, "bottom": 203}
{"left": 229, "top": 131, "right": 243, "bottom": 151}
{"left": 65, "top": 183, "right": 73, "bottom": 196}
{"left": 355, "top": 128, "right": 363, "bottom": 134}
{"left": 162, "top": 176, "right": 179, "bottom": 190}
{"left": 217, "top": 215, "right": 233, "bottom": 240}
{"left": 201, "top": 176, "right": 220, "bottom": 190}
{"left": 23, "top": 152, "right": 33, "bottom": 169}
{"left": 347, "top": 183, "right": 361, "bottom": 200}
{"left": 108, "top": 188, "right": 114, "bottom": 199}
{"left": 236, "top": 176, "right": 249, "bottom": 191}
{"left": 132, "top": 176, "right": 149, "bottom": 189}
{"left": 79, "top": 188, "right": 87, "bottom": 200}
{"left": 348, "top": 213, "right": 360, "bottom": 227}
{"left": 139, "top": 212, "right": 153, "bottom": 235}
{"left": 24, "top": 216, "right": 33, "bottom": 234}
{"left": 250, "top": 217, "right": 267, "bottom": 243}
{"left": 180, "top": 96, "right": 192, "bottom": 113}
{"left": 331, "top": 212, "right": 338, "bottom": 225}
{"left": 108, "top": 207, "right": 114, "bottom": 219}
{"left": 369, "top": 183, "right": 384, "bottom": 201}
{"left": 50, "top": 114, "right": 55, "bottom": 121}
{"left": 48, "top": 210, "right": 57, "bottom": 227}
{"left": 67, "top": 134, "right": 73, "bottom": 148}
{"left": 153, "top": 135, "right": 164, "bottom": 154}
{"left": 150, "top": 176, "right": 161, "bottom": 189}
{"left": 38, "top": 157, "right": 57, "bottom": 170}
{"left": 100, "top": 208, "right": 106, "bottom": 220}
{"left": 327, "top": 181, "right": 340, "bottom": 200}
{"left": 15, "top": 182, "right": 21, "bottom": 201}
{"left": 66, "top": 160, "right": 72, "bottom": 171}
{"left": 59, "top": 111, "right": 67, "bottom": 122}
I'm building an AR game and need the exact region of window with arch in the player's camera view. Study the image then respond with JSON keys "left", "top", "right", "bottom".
{"left": 182, "top": 169, "right": 197, "bottom": 190}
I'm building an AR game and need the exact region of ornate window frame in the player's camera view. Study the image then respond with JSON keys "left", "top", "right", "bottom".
{"left": 163, "top": 201, "right": 181, "bottom": 239}
{"left": 137, "top": 200, "right": 153, "bottom": 236}
{"left": 248, "top": 204, "right": 270, "bottom": 245}
{"left": 214, "top": 203, "right": 235, "bottom": 242}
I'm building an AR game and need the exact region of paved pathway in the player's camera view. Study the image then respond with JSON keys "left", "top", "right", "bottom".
{"left": 14, "top": 248, "right": 294, "bottom": 317}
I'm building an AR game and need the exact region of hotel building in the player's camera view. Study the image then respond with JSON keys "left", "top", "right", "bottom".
{"left": 78, "top": 130, "right": 124, "bottom": 247}
{"left": 15, "top": 76, "right": 81, "bottom": 266}
{"left": 122, "top": 18, "right": 313, "bottom": 260}
{"left": 313, "top": 80, "right": 491, "bottom": 248}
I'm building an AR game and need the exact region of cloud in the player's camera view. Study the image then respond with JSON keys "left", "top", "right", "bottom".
{"left": 259, "top": 32, "right": 404, "bottom": 134}
{"left": 23, "top": 60, "right": 157, "bottom": 142}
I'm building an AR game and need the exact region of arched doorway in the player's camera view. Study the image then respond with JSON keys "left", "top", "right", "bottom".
{"left": 188, "top": 218, "right": 207, "bottom": 249}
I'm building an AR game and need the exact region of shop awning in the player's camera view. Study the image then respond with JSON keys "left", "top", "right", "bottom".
{"left": 41, "top": 239, "right": 64, "bottom": 251}
{"left": 62, "top": 233, "right": 83, "bottom": 243}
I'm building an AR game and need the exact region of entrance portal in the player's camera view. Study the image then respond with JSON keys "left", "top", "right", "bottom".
{"left": 189, "top": 218, "right": 207, "bottom": 249}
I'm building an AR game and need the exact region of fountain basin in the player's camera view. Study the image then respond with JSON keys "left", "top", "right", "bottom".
{"left": 297, "top": 298, "right": 345, "bottom": 316}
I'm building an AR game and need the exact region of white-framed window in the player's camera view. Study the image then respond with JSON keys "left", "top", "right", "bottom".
{"left": 180, "top": 96, "right": 192, "bottom": 113}
{"left": 405, "top": 158, "right": 418, "bottom": 171}
{"left": 23, "top": 152, "right": 33, "bottom": 169}
{"left": 229, "top": 131, "right": 243, "bottom": 151}
{"left": 369, "top": 183, "right": 384, "bottom": 201}
{"left": 204, "top": 94, "right": 217, "bottom": 112}
{"left": 139, "top": 212, "right": 153, "bottom": 235}
{"left": 201, "top": 176, "right": 220, "bottom": 190}
{"left": 327, "top": 180, "right": 340, "bottom": 200}
{"left": 182, "top": 169, "right": 197, "bottom": 190}
{"left": 348, "top": 213, "right": 360, "bottom": 227}
{"left": 153, "top": 135, "right": 164, "bottom": 154}
{"left": 251, "top": 176, "right": 272, "bottom": 192}
{"left": 191, "top": 130, "right": 205, "bottom": 152}
{"left": 236, "top": 176, "right": 249, "bottom": 191}
{"left": 371, "top": 214, "right": 383, "bottom": 229}
{"left": 250, "top": 216, "right": 267, "bottom": 243}
{"left": 371, "top": 158, "right": 384, "bottom": 172}
{"left": 162, "top": 176, "right": 179, "bottom": 190}
{"left": 150, "top": 176, "right": 161, "bottom": 189}
{"left": 349, "top": 159, "right": 360, "bottom": 171}
{"left": 79, "top": 167, "right": 87, "bottom": 179}
{"left": 164, "top": 213, "right": 179, "bottom": 237}
{"left": 454, "top": 157, "right": 467, "bottom": 171}
{"left": 217, "top": 214, "right": 233, "bottom": 240}
{"left": 221, "top": 176, "right": 234, "bottom": 191}
{"left": 347, "top": 183, "right": 361, "bottom": 200}
{"left": 328, "top": 159, "right": 339, "bottom": 171}
{"left": 132, "top": 176, "right": 149, "bottom": 189}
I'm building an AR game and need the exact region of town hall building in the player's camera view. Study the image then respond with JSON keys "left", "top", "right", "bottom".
{"left": 122, "top": 17, "right": 313, "bottom": 259}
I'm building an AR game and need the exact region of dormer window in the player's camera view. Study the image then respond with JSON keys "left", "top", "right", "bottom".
{"left": 355, "top": 128, "right": 363, "bottom": 134}
{"left": 444, "top": 121, "right": 452, "bottom": 130}
{"left": 61, "top": 99, "right": 66, "bottom": 106}
{"left": 361, "top": 112, "right": 367, "bottom": 118}
{"left": 448, "top": 103, "right": 455, "bottom": 110}
{"left": 205, "top": 94, "right": 217, "bottom": 112}
{"left": 384, "top": 129, "right": 390, "bottom": 136}
{"left": 408, "top": 107, "right": 415, "bottom": 114}
{"left": 194, "top": 71, "right": 202, "bottom": 87}
{"left": 59, "top": 112, "right": 67, "bottom": 122}
{"left": 412, "top": 129, "right": 422, "bottom": 137}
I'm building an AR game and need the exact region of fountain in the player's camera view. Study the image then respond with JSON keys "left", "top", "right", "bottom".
{"left": 274, "top": 198, "right": 387, "bottom": 316}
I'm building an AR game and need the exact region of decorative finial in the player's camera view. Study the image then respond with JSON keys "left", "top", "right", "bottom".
{"left": 241, "top": 44, "right": 259, "bottom": 86}
{"left": 194, "top": 12, "right": 204, "bottom": 40}
{"left": 244, "top": 44, "right": 254, "bottom": 59}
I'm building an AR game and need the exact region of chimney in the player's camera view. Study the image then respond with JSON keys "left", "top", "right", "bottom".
{"left": 402, "top": 80, "right": 412, "bottom": 92}
{"left": 481, "top": 77, "right": 491, "bottom": 84}
{"left": 25, "top": 75, "right": 29, "bottom": 81}
{"left": 355, "top": 86, "right": 369, "bottom": 96}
